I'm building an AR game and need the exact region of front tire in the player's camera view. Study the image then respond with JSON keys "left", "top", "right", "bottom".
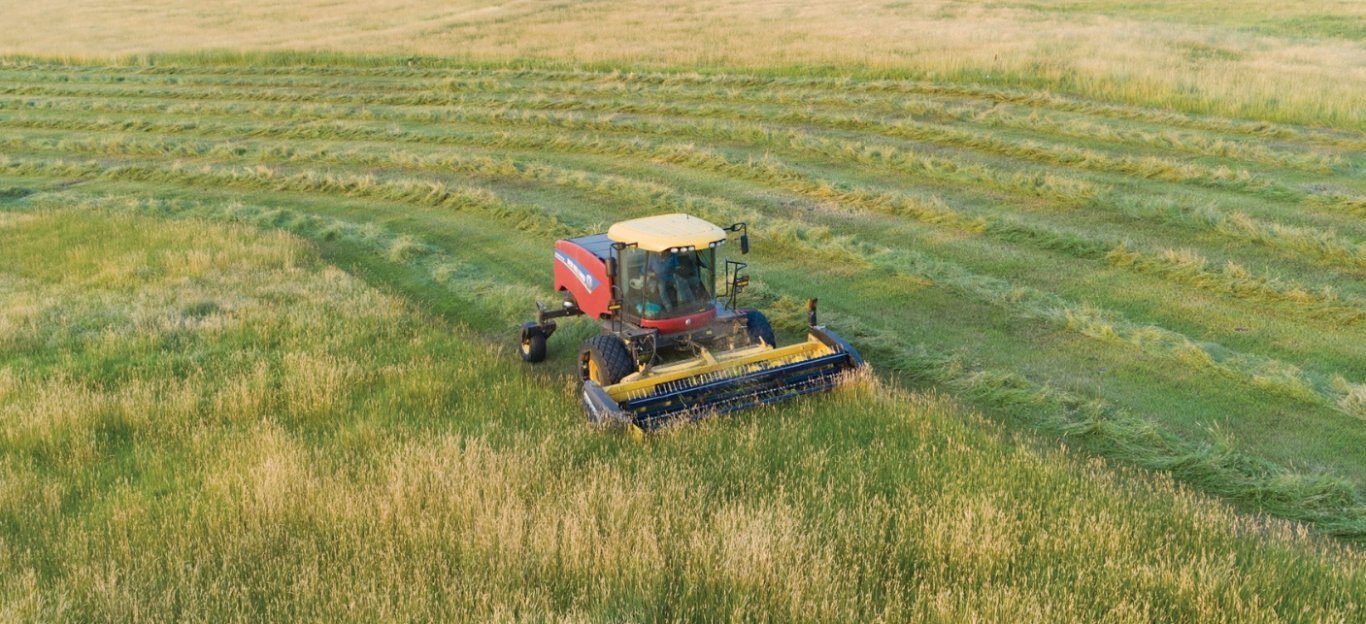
{"left": 519, "top": 323, "right": 547, "bottom": 363}
{"left": 579, "top": 335, "right": 636, "bottom": 386}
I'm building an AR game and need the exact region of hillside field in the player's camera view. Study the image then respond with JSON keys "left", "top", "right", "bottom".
{"left": 1, "top": 0, "right": 1365, "bottom": 621}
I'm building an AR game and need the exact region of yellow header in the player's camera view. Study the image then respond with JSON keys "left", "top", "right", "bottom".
{"left": 607, "top": 213, "right": 726, "bottom": 253}
{"left": 605, "top": 339, "right": 834, "bottom": 401}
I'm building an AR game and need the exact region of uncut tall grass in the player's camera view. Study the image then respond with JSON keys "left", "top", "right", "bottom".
{"left": 1, "top": 209, "right": 1362, "bottom": 622}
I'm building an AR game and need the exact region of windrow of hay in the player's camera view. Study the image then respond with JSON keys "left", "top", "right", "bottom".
{"left": 9, "top": 99, "right": 1355, "bottom": 273}
{"left": 7, "top": 121, "right": 1359, "bottom": 306}
{"left": 37, "top": 83, "right": 1350, "bottom": 217}
{"left": 0, "top": 67, "right": 1343, "bottom": 171}
{"left": 0, "top": 97, "right": 1109, "bottom": 203}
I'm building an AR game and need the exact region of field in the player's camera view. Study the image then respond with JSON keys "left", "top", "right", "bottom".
{"left": 4, "top": 1, "right": 1365, "bottom": 128}
{"left": 2, "top": 1, "right": 1365, "bottom": 621}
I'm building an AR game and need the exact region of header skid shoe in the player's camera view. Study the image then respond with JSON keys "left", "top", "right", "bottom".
{"left": 582, "top": 326, "right": 864, "bottom": 431}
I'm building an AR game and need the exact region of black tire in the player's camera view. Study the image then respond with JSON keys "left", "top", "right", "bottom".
{"left": 519, "top": 323, "right": 547, "bottom": 363}
{"left": 745, "top": 309, "right": 777, "bottom": 347}
{"left": 579, "top": 335, "right": 636, "bottom": 386}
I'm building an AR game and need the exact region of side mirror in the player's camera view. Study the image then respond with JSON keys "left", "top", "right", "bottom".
{"left": 739, "top": 233, "right": 750, "bottom": 255}
{"left": 606, "top": 257, "right": 618, "bottom": 280}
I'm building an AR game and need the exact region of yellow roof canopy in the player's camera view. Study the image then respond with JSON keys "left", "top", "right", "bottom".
{"left": 607, "top": 213, "right": 727, "bottom": 253}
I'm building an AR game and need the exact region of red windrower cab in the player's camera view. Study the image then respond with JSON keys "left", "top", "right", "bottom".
{"left": 554, "top": 234, "right": 718, "bottom": 331}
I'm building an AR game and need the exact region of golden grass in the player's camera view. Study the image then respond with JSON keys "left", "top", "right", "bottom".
{"left": 2, "top": 1, "right": 1363, "bottom": 126}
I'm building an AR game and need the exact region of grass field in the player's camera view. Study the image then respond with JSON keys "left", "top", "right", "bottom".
{"left": 1, "top": 0, "right": 1364, "bottom": 620}
{"left": 4, "top": 1, "right": 1365, "bottom": 128}
{"left": 2, "top": 207, "right": 1362, "bottom": 621}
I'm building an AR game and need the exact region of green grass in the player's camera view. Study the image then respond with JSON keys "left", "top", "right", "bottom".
{"left": 2, "top": 208, "right": 1362, "bottom": 621}
{"left": 0, "top": 54, "right": 1364, "bottom": 619}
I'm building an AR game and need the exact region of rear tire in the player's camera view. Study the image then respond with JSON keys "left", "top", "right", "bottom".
{"left": 579, "top": 335, "right": 635, "bottom": 386}
{"left": 519, "top": 323, "right": 547, "bottom": 363}
{"left": 745, "top": 310, "right": 777, "bottom": 347}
